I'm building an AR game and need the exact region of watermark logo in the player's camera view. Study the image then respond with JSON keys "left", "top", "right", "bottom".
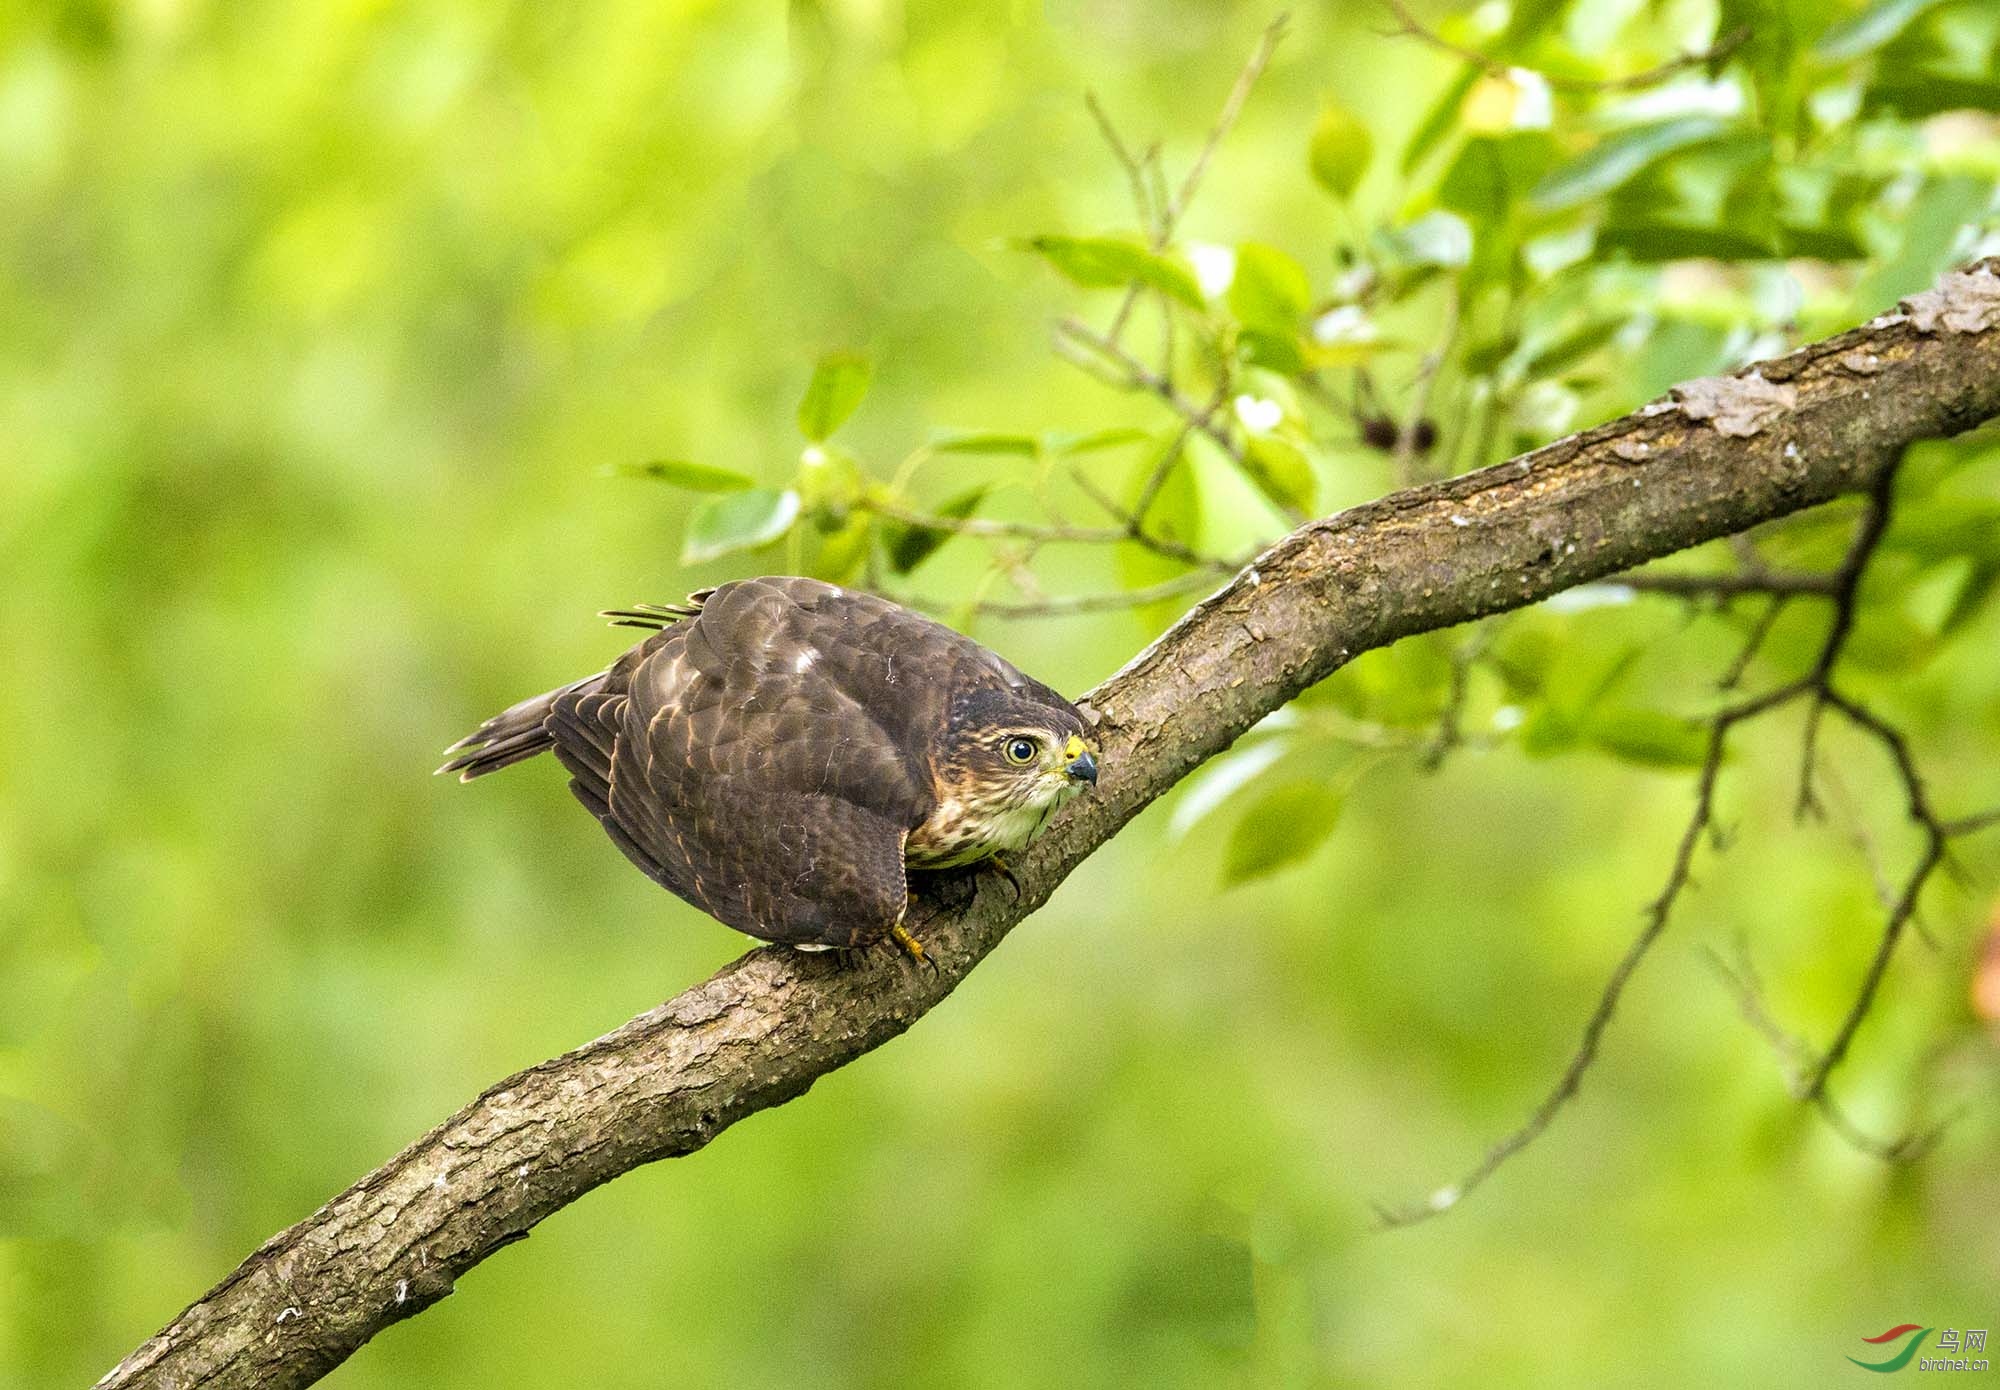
{"left": 1849, "top": 1325, "right": 1989, "bottom": 1374}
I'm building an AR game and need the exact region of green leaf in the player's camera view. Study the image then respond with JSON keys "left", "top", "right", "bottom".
{"left": 1309, "top": 103, "right": 1373, "bottom": 198}
{"left": 1939, "top": 559, "right": 2000, "bottom": 637}
{"left": 1815, "top": 0, "right": 1953, "bottom": 59}
{"left": 1858, "top": 175, "right": 1993, "bottom": 305}
{"left": 808, "top": 514, "right": 873, "bottom": 584}
{"left": 1524, "top": 317, "right": 1626, "bottom": 377}
{"left": 1518, "top": 706, "right": 1580, "bottom": 757}
{"left": 1053, "top": 426, "right": 1150, "bottom": 456}
{"left": 1018, "top": 235, "right": 1205, "bottom": 309}
{"left": 796, "top": 351, "right": 872, "bottom": 442}
{"left": 795, "top": 445, "right": 863, "bottom": 529}
{"left": 1887, "top": 499, "right": 2000, "bottom": 563}
{"left": 1376, "top": 211, "right": 1473, "bottom": 269}
{"left": 1585, "top": 708, "right": 1710, "bottom": 769}
{"left": 1501, "top": 0, "right": 1566, "bottom": 44}
{"left": 1321, "top": 634, "right": 1457, "bottom": 729}
{"left": 1440, "top": 138, "right": 1512, "bottom": 224}
{"left": 1168, "top": 739, "right": 1291, "bottom": 840}
{"left": 680, "top": 488, "right": 801, "bottom": 565}
{"left": 1241, "top": 435, "right": 1317, "bottom": 515}
{"left": 617, "top": 459, "right": 757, "bottom": 492}
{"left": 1222, "top": 781, "right": 1343, "bottom": 885}
{"left": 1862, "top": 73, "right": 2000, "bottom": 121}
{"left": 1529, "top": 117, "right": 1733, "bottom": 212}
{"left": 1439, "top": 132, "right": 1560, "bottom": 224}
{"left": 1593, "top": 222, "right": 1781, "bottom": 262}
{"left": 1403, "top": 65, "right": 1481, "bottom": 174}
{"left": 882, "top": 485, "right": 989, "bottom": 574}
{"left": 1238, "top": 328, "right": 1307, "bottom": 374}
{"left": 928, "top": 430, "right": 1040, "bottom": 456}
{"left": 1227, "top": 243, "right": 1311, "bottom": 336}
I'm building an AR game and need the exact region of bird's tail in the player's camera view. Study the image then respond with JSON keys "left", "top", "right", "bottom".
{"left": 440, "top": 588, "right": 713, "bottom": 781}
{"left": 436, "top": 673, "right": 606, "bottom": 782}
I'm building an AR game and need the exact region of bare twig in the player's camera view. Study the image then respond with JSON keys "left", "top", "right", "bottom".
{"left": 1717, "top": 595, "right": 1788, "bottom": 690}
{"left": 1395, "top": 282, "right": 1459, "bottom": 484}
{"left": 1163, "top": 13, "right": 1289, "bottom": 230}
{"left": 1084, "top": 90, "right": 1156, "bottom": 236}
{"left": 1800, "top": 691, "right": 1950, "bottom": 1101}
{"left": 912, "top": 568, "right": 1223, "bottom": 619}
{"left": 1944, "top": 807, "right": 2000, "bottom": 837}
{"left": 1797, "top": 477, "right": 1897, "bottom": 819}
{"left": 1703, "top": 938, "right": 1818, "bottom": 1079}
{"left": 1622, "top": 570, "right": 1840, "bottom": 599}
{"left": 1056, "top": 318, "right": 1248, "bottom": 465}
{"left": 1703, "top": 939, "right": 1949, "bottom": 1161}
{"left": 857, "top": 497, "right": 1129, "bottom": 545}
{"left": 1375, "top": 677, "right": 1798, "bottom": 1229}
{"left": 1821, "top": 760, "right": 1939, "bottom": 949}
{"left": 1097, "top": 15, "right": 1288, "bottom": 348}
{"left": 1380, "top": 0, "right": 1749, "bottom": 94}
{"left": 1131, "top": 390, "right": 1227, "bottom": 527}
{"left": 858, "top": 484, "right": 1235, "bottom": 574}
{"left": 1420, "top": 625, "right": 1493, "bottom": 770}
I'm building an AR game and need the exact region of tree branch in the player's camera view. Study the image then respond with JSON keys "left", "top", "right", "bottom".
{"left": 100, "top": 264, "right": 2000, "bottom": 1388}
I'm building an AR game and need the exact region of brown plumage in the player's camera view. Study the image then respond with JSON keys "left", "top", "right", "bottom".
{"left": 440, "top": 576, "right": 1099, "bottom": 956}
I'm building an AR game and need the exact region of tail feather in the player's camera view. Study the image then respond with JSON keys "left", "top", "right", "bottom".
{"left": 598, "top": 588, "right": 714, "bottom": 632}
{"left": 437, "top": 674, "right": 605, "bottom": 781}
{"left": 442, "top": 590, "right": 710, "bottom": 781}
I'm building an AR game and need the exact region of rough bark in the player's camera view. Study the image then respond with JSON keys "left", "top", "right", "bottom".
{"left": 100, "top": 265, "right": 2000, "bottom": 1388}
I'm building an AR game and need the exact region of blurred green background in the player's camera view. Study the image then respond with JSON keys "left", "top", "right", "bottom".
{"left": 4, "top": 0, "right": 2000, "bottom": 1385}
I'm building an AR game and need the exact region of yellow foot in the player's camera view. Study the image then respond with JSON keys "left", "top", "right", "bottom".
{"left": 889, "top": 922, "right": 933, "bottom": 968}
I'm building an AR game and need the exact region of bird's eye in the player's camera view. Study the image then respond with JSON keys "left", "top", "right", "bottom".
{"left": 1004, "top": 736, "right": 1038, "bottom": 766}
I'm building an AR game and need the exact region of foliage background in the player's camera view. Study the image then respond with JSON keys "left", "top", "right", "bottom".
{"left": 4, "top": 0, "right": 2000, "bottom": 1385}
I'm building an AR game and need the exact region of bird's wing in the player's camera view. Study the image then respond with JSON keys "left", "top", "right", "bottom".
{"left": 546, "top": 577, "right": 942, "bottom": 947}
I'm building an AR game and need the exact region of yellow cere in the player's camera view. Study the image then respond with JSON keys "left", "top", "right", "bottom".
{"left": 1064, "top": 733, "right": 1085, "bottom": 760}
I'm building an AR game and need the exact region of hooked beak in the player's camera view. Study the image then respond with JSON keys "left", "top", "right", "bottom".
{"left": 1065, "top": 750, "right": 1099, "bottom": 785}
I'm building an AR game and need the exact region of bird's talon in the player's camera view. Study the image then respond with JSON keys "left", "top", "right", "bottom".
{"left": 889, "top": 922, "right": 931, "bottom": 968}
{"left": 988, "top": 854, "right": 1023, "bottom": 901}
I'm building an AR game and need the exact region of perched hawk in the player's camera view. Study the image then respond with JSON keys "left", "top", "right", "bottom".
{"left": 440, "top": 576, "right": 1099, "bottom": 961}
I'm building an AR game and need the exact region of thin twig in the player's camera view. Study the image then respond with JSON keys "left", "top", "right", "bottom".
{"left": 908, "top": 568, "right": 1221, "bottom": 619}
{"left": 1056, "top": 318, "right": 1247, "bottom": 465}
{"left": 857, "top": 492, "right": 1236, "bottom": 575}
{"left": 1375, "top": 676, "right": 1804, "bottom": 1229}
{"left": 856, "top": 497, "right": 1129, "bottom": 545}
{"left": 1704, "top": 939, "right": 1819, "bottom": 1082}
{"left": 1098, "top": 15, "right": 1288, "bottom": 349}
{"left": 1717, "top": 595, "right": 1787, "bottom": 691}
{"left": 1943, "top": 807, "right": 2000, "bottom": 837}
{"left": 1420, "top": 625, "right": 1493, "bottom": 770}
{"left": 1131, "top": 390, "right": 1226, "bottom": 527}
{"left": 1163, "top": 13, "right": 1290, "bottom": 230}
{"left": 1822, "top": 760, "right": 1938, "bottom": 949}
{"left": 1799, "top": 691, "right": 1949, "bottom": 1101}
{"left": 1797, "top": 478, "right": 1897, "bottom": 819}
{"left": 1622, "top": 571, "right": 1840, "bottom": 599}
{"left": 1380, "top": 0, "right": 1749, "bottom": 94}
{"left": 1702, "top": 939, "right": 1947, "bottom": 1161}
{"left": 1084, "top": 90, "right": 1155, "bottom": 235}
{"left": 1395, "top": 282, "right": 1458, "bottom": 484}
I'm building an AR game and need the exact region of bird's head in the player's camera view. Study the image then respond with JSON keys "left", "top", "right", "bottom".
{"left": 937, "top": 687, "right": 1100, "bottom": 819}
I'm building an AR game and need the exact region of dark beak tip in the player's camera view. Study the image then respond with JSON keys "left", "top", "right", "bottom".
{"left": 1067, "top": 753, "right": 1099, "bottom": 785}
